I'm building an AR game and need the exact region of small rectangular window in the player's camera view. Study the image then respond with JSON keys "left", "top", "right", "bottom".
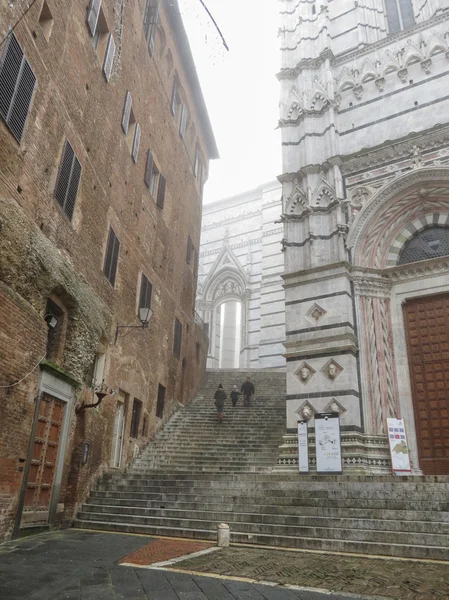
{"left": 130, "top": 398, "right": 142, "bottom": 438}
{"left": 186, "top": 235, "right": 193, "bottom": 265}
{"left": 196, "top": 342, "right": 200, "bottom": 364}
{"left": 0, "top": 33, "right": 36, "bottom": 143}
{"left": 122, "top": 91, "right": 132, "bottom": 134}
{"left": 139, "top": 274, "right": 152, "bottom": 310}
{"left": 144, "top": 0, "right": 159, "bottom": 56}
{"left": 194, "top": 144, "right": 199, "bottom": 177}
{"left": 179, "top": 104, "right": 188, "bottom": 138}
{"left": 54, "top": 140, "right": 82, "bottom": 220}
{"left": 103, "top": 226, "right": 120, "bottom": 286}
{"left": 132, "top": 123, "right": 141, "bottom": 163}
{"left": 156, "top": 174, "right": 166, "bottom": 208}
{"left": 103, "top": 33, "right": 115, "bottom": 81}
{"left": 156, "top": 384, "right": 166, "bottom": 418}
{"left": 87, "top": 0, "right": 102, "bottom": 36}
{"left": 173, "top": 318, "right": 182, "bottom": 358}
{"left": 171, "top": 79, "right": 179, "bottom": 117}
{"left": 385, "top": 0, "right": 414, "bottom": 33}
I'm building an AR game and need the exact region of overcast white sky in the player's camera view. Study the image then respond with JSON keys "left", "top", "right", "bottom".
{"left": 180, "top": 0, "right": 282, "bottom": 204}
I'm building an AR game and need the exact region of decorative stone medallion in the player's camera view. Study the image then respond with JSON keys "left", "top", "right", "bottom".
{"left": 306, "top": 303, "right": 326, "bottom": 324}
{"left": 321, "top": 359, "right": 343, "bottom": 381}
{"left": 295, "top": 362, "right": 316, "bottom": 384}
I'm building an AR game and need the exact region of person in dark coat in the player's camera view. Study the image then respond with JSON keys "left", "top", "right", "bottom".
{"left": 241, "top": 377, "right": 255, "bottom": 407}
{"left": 230, "top": 385, "right": 240, "bottom": 407}
{"left": 214, "top": 384, "right": 226, "bottom": 423}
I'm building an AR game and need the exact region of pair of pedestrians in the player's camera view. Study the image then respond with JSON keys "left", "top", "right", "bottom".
{"left": 213, "top": 377, "right": 255, "bottom": 423}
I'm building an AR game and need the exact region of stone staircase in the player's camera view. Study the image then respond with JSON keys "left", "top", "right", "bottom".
{"left": 74, "top": 369, "right": 449, "bottom": 560}
{"left": 130, "top": 368, "right": 286, "bottom": 473}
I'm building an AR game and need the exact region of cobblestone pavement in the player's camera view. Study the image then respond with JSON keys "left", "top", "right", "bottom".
{"left": 0, "top": 529, "right": 370, "bottom": 600}
{"left": 172, "top": 545, "right": 449, "bottom": 600}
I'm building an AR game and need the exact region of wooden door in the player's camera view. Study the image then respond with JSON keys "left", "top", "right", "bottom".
{"left": 22, "top": 393, "right": 66, "bottom": 524}
{"left": 403, "top": 293, "right": 449, "bottom": 474}
{"left": 111, "top": 400, "right": 125, "bottom": 468}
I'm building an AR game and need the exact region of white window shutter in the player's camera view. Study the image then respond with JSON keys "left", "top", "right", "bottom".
{"left": 179, "top": 105, "right": 188, "bottom": 138}
{"left": 122, "top": 91, "right": 132, "bottom": 134}
{"left": 87, "top": 0, "right": 102, "bottom": 36}
{"left": 144, "top": 150, "right": 153, "bottom": 188}
{"left": 103, "top": 34, "right": 115, "bottom": 82}
{"left": 132, "top": 124, "right": 141, "bottom": 163}
{"left": 171, "top": 80, "right": 178, "bottom": 116}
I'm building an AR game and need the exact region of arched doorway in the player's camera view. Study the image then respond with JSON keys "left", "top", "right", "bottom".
{"left": 218, "top": 299, "right": 243, "bottom": 368}
{"left": 347, "top": 168, "right": 449, "bottom": 474}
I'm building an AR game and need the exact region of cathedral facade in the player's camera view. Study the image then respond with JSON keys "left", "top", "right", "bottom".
{"left": 278, "top": 0, "right": 449, "bottom": 474}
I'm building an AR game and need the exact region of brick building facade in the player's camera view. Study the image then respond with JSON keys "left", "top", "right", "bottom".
{"left": 0, "top": 0, "right": 217, "bottom": 540}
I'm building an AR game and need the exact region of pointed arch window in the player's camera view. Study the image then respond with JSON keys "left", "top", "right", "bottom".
{"left": 385, "top": 0, "right": 415, "bottom": 34}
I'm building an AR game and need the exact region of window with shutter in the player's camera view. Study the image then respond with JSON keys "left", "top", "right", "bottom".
{"left": 171, "top": 79, "right": 179, "bottom": 117}
{"left": 122, "top": 91, "right": 132, "bottom": 134}
{"left": 186, "top": 235, "right": 193, "bottom": 265}
{"left": 87, "top": 0, "right": 102, "bottom": 36}
{"left": 156, "top": 174, "right": 166, "bottom": 208}
{"left": 0, "top": 33, "right": 36, "bottom": 143}
{"left": 54, "top": 140, "right": 82, "bottom": 220}
{"left": 132, "top": 123, "right": 141, "bottom": 163}
{"left": 144, "top": 150, "right": 153, "bottom": 188}
{"left": 139, "top": 274, "right": 152, "bottom": 310}
{"left": 103, "top": 33, "right": 115, "bottom": 81}
{"left": 148, "top": 3, "right": 159, "bottom": 57}
{"left": 179, "top": 104, "right": 188, "bottom": 138}
{"left": 194, "top": 144, "right": 199, "bottom": 177}
{"left": 173, "top": 318, "right": 182, "bottom": 358}
{"left": 103, "top": 226, "right": 120, "bottom": 286}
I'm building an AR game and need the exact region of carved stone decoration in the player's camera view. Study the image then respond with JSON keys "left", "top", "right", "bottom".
{"left": 295, "top": 362, "right": 316, "bottom": 385}
{"left": 285, "top": 180, "right": 311, "bottom": 219}
{"left": 421, "top": 58, "right": 432, "bottom": 74}
{"left": 353, "top": 85, "right": 363, "bottom": 100}
{"left": 321, "top": 359, "right": 343, "bottom": 381}
{"left": 397, "top": 68, "right": 408, "bottom": 83}
{"left": 324, "top": 398, "right": 347, "bottom": 415}
{"left": 375, "top": 77, "right": 385, "bottom": 92}
{"left": 411, "top": 145, "right": 423, "bottom": 169}
{"left": 306, "top": 303, "right": 326, "bottom": 323}
{"left": 295, "top": 401, "right": 317, "bottom": 422}
{"left": 215, "top": 279, "right": 243, "bottom": 298}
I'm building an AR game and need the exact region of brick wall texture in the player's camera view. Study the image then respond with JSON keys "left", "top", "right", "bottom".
{"left": 0, "top": 0, "right": 214, "bottom": 540}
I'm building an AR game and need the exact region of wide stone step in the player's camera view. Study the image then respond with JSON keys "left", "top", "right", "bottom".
{"left": 80, "top": 504, "right": 449, "bottom": 534}
{"left": 85, "top": 495, "right": 449, "bottom": 522}
{"left": 72, "top": 518, "right": 449, "bottom": 560}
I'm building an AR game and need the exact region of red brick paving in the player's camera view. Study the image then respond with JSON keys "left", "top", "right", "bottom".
{"left": 119, "top": 537, "right": 214, "bottom": 566}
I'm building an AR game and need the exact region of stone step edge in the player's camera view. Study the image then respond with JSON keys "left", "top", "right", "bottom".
{"left": 81, "top": 504, "right": 449, "bottom": 527}
{"left": 72, "top": 520, "right": 449, "bottom": 558}
{"left": 76, "top": 511, "right": 449, "bottom": 542}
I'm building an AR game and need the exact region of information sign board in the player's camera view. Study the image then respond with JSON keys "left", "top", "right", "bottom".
{"left": 387, "top": 418, "right": 411, "bottom": 473}
{"left": 297, "top": 420, "right": 309, "bottom": 473}
{"left": 315, "top": 413, "right": 342, "bottom": 474}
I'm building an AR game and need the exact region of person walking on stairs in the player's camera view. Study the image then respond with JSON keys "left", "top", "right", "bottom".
{"left": 214, "top": 384, "right": 226, "bottom": 423}
{"left": 231, "top": 385, "right": 240, "bottom": 407}
{"left": 241, "top": 377, "right": 255, "bottom": 407}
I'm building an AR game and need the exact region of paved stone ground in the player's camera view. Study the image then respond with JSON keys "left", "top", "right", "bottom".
{"left": 0, "top": 529, "right": 371, "bottom": 600}
{"left": 119, "top": 537, "right": 215, "bottom": 566}
{"left": 172, "top": 546, "right": 449, "bottom": 600}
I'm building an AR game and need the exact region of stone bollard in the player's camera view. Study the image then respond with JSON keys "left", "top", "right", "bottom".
{"left": 217, "top": 523, "right": 230, "bottom": 547}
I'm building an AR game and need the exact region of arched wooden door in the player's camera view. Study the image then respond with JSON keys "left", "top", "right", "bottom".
{"left": 403, "top": 293, "right": 449, "bottom": 474}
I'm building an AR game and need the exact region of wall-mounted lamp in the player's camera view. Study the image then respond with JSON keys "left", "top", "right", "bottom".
{"left": 44, "top": 313, "right": 58, "bottom": 328}
{"left": 114, "top": 307, "right": 153, "bottom": 345}
{"left": 75, "top": 380, "right": 117, "bottom": 415}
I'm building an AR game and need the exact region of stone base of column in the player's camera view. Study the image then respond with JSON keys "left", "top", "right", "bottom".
{"left": 274, "top": 430, "right": 392, "bottom": 474}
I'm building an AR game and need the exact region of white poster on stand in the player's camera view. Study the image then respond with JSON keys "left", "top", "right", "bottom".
{"left": 315, "top": 413, "right": 342, "bottom": 474}
{"left": 297, "top": 421, "right": 309, "bottom": 473}
{"left": 387, "top": 418, "right": 411, "bottom": 473}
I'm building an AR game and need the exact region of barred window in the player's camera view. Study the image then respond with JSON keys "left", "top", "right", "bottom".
{"left": 398, "top": 226, "right": 449, "bottom": 265}
{"left": 54, "top": 140, "right": 82, "bottom": 220}
{"left": 0, "top": 33, "right": 36, "bottom": 143}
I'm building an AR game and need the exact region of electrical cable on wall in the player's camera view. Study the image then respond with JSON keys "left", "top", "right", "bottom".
{"left": 0, "top": 356, "right": 45, "bottom": 388}
{"left": 0, "top": 0, "right": 39, "bottom": 48}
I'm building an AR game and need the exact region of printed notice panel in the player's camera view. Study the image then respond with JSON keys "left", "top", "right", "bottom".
{"left": 297, "top": 421, "right": 309, "bottom": 473}
{"left": 387, "top": 418, "right": 411, "bottom": 473}
{"left": 315, "top": 413, "right": 342, "bottom": 474}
